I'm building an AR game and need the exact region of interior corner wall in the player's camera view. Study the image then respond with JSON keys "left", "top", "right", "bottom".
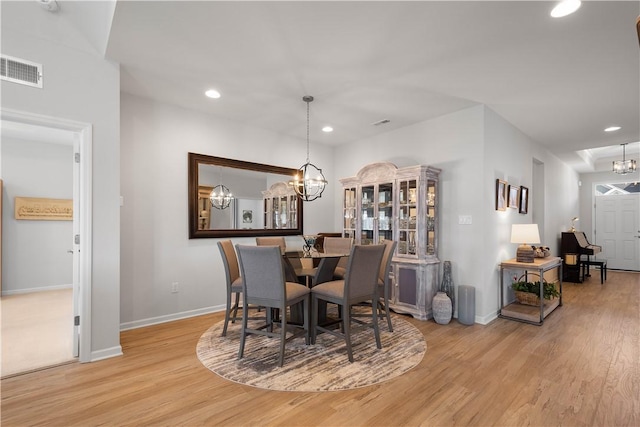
{"left": 119, "top": 93, "right": 335, "bottom": 327}
{"left": 333, "top": 105, "right": 486, "bottom": 320}
{"left": 1, "top": 21, "right": 121, "bottom": 357}
{"left": 484, "top": 107, "right": 579, "bottom": 322}
{"left": 1, "top": 138, "right": 73, "bottom": 293}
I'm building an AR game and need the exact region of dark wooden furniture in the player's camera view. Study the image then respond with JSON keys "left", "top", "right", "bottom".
{"left": 560, "top": 231, "right": 602, "bottom": 283}
{"left": 581, "top": 260, "right": 607, "bottom": 284}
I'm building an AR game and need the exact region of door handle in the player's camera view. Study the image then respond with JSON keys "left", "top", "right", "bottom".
{"left": 67, "top": 250, "right": 74, "bottom": 254}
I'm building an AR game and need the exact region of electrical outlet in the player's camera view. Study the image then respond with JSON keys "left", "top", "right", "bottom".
{"left": 458, "top": 215, "right": 472, "bottom": 225}
{"left": 171, "top": 282, "right": 179, "bottom": 293}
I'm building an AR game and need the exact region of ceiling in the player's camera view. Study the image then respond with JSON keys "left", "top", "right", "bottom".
{"left": 5, "top": 1, "right": 640, "bottom": 173}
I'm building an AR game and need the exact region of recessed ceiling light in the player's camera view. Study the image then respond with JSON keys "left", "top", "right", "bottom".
{"left": 604, "top": 126, "right": 622, "bottom": 132}
{"left": 550, "top": 0, "right": 581, "bottom": 18}
{"left": 205, "top": 89, "right": 221, "bottom": 99}
{"left": 322, "top": 126, "right": 333, "bottom": 133}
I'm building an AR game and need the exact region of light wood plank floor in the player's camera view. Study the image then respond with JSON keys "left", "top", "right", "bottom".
{"left": 1, "top": 271, "right": 638, "bottom": 426}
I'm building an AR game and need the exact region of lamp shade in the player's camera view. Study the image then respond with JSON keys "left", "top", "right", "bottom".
{"left": 511, "top": 224, "right": 540, "bottom": 263}
{"left": 510, "top": 224, "right": 540, "bottom": 244}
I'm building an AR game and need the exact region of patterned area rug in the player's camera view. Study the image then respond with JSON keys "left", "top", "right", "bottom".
{"left": 196, "top": 308, "right": 426, "bottom": 392}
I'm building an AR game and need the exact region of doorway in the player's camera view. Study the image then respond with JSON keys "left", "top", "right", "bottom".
{"left": 1, "top": 108, "right": 92, "bottom": 370}
{"left": 594, "top": 182, "right": 640, "bottom": 271}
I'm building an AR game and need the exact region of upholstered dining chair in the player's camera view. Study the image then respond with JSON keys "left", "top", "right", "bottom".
{"left": 310, "top": 244, "right": 386, "bottom": 363}
{"left": 377, "top": 240, "right": 397, "bottom": 332}
{"left": 323, "top": 237, "right": 353, "bottom": 279}
{"left": 255, "top": 237, "right": 286, "bottom": 254}
{"left": 236, "top": 245, "right": 311, "bottom": 367}
{"left": 217, "top": 240, "right": 245, "bottom": 337}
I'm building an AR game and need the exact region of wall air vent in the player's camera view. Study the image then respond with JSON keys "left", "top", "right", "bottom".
{"left": 1, "top": 55, "right": 43, "bottom": 88}
{"left": 372, "top": 119, "right": 391, "bottom": 126}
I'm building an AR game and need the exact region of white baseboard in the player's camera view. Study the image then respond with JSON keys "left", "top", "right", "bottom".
{"left": 90, "top": 345, "right": 123, "bottom": 362}
{"left": 476, "top": 311, "right": 498, "bottom": 325}
{"left": 1, "top": 284, "right": 73, "bottom": 296}
{"left": 119, "top": 304, "right": 226, "bottom": 331}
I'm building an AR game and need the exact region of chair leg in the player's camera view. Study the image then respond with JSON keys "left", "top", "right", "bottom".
{"left": 311, "top": 296, "right": 318, "bottom": 345}
{"left": 303, "top": 296, "right": 310, "bottom": 345}
{"left": 278, "top": 308, "right": 287, "bottom": 367}
{"left": 384, "top": 285, "right": 393, "bottom": 332}
{"left": 231, "top": 293, "right": 240, "bottom": 322}
{"left": 343, "top": 304, "right": 353, "bottom": 363}
{"left": 372, "top": 297, "right": 382, "bottom": 350}
{"left": 222, "top": 291, "right": 233, "bottom": 337}
{"left": 238, "top": 305, "right": 249, "bottom": 359}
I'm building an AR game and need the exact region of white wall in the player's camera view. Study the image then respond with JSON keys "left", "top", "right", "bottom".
{"left": 334, "top": 105, "right": 579, "bottom": 323}
{"left": 1, "top": 138, "right": 73, "bottom": 293}
{"left": 1, "top": 2, "right": 121, "bottom": 358}
{"left": 119, "top": 93, "right": 335, "bottom": 327}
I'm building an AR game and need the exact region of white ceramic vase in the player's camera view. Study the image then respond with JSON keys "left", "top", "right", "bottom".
{"left": 432, "top": 291, "right": 452, "bottom": 325}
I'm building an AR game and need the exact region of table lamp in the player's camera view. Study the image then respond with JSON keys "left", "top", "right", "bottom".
{"left": 511, "top": 224, "right": 540, "bottom": 263}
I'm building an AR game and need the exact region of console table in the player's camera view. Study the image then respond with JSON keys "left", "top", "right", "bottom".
{"left": 499, "top": 257, "right": 563, "bottom": 325}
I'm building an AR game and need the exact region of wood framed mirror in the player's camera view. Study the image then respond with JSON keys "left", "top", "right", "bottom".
{"left": 188, "top": 152, "right": 303, "bottom": 238}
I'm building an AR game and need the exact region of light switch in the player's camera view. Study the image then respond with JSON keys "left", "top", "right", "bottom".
{"left": 458, "top": 215, "right": 472, "bottom": 225}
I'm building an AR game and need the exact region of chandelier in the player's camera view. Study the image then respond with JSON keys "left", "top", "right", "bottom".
{"left": 612, "top": 143, "right": 637, "bottom": 175}
{"left": 291, "top": 95, "right": 327, "bottom": 201}
{"left": 210, "top": 184, "right": 233, "bottom": 209}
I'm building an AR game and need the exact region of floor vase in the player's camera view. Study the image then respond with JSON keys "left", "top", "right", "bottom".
{"left": 432, "top": 291, "right": 452, "bottom": 324}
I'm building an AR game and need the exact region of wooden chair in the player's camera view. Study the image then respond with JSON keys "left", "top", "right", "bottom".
{"left": 310, "top": 244, "right": 385, "bottom": 363}
{"left": 236, "top": 245, "right": 311, "bottom": 367}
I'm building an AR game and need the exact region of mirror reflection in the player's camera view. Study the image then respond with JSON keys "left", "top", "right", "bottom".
{"left": 188, "top": 153, "right": 303, "bottom": 238}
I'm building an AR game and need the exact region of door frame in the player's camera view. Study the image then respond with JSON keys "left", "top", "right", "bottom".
{"left": 1, "top": 108, "right": 93, "bottom": 363}
{"left": 591, "top": 180, "right": 640, "bottom": 271}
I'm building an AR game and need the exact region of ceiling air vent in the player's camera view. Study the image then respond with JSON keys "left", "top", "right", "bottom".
{"left": 1, "top": 55, "right": 43, "bottom": 88}
{"left": 372, "top": 119, "right": 391, "bottom": 126}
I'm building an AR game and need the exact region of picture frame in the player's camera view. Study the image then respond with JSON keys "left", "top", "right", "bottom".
{"left": 507, "top": 185, "right": 519, "bottom": 209}
{"left": 242, "top": 210, "right": 253, "bottom": 223}
{"left": 495, "top": 179, "right": 507, "bottom": 211}
{"left": 519, "top": 186, "right": 529, "bottom": 214}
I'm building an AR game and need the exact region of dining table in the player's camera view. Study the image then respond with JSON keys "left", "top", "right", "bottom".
{"left": 283, "top": 250, "right": 350, "bottom": 326}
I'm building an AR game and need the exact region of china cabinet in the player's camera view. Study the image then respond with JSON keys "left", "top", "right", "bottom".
{"left": 340, "top": 162, "right": 441, "bottom": 320}
{"left": 262, "top": 182, "right": 298, "bottom": 229}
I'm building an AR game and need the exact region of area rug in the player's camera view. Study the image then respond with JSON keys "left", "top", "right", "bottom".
{"left": 196, "top": 308, "right": 426, "bottom": 392}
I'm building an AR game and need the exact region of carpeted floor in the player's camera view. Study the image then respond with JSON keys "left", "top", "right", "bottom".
{"left": 1, "top": 288, "right": 75, "bottom": 377}
{"left": 197, "top": 307, "right": 426, "bottom": 392}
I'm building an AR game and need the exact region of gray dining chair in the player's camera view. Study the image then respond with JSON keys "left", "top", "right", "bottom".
{"left": 236, "top": 245, "right": 311, "bottom": 367}
{"left": 255, "top": 236, "right": 286, "bottom": 254}
{"left": 217, "top": 240, "right": 244, "bottom": 337}
{"left": 377, "top": 240, "right": 397, "bottom": 332}
{"left": 323, "top": 236, "right": 353, "bottom": 279}
{"left": 310, "top": 244, "right": 386, "bottom": 363}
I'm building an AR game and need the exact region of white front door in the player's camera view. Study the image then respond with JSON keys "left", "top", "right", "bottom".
{"left": 595, "top": 194, "right": 640, "bottom": 271}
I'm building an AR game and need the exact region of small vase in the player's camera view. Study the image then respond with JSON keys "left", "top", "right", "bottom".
{"left": 440, "top": 261, "right": 455, "bottom": 313}
{"left": 432, "top": 291, "right": 452, "bottom": 325}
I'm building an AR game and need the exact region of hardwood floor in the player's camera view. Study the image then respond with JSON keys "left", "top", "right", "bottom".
{"left": 1, "top": 270, "right": 638, "bottom": 426}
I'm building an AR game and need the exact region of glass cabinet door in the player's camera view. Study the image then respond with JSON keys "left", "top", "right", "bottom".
{"left": 426, "top": 179, "right": 436, "bottom": 255}
{"left": 397, "top": 179, "right": 418, "bottom": 256}
{"left": 360, "top": 185, "right": 375, "bottom": 245}
{"left": 343, "top": 187, "right": 357, "bottom": 240}
{"left": 377, "top": 182, "right": 394, "bottom": 243}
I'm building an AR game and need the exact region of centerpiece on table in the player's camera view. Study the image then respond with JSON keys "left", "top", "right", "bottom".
{"left": 511, "top": 274, "right": 560, "bottom": 306}
{"left": 302, "top": 235, "right": 318, "bottom": 257}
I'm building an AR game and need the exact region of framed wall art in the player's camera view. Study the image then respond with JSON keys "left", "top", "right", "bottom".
{"left": 507, "top": 185, "right": 519, "bottom": 209}
{"left": 519, "top": 186, "right": 529, "bottom": 214}
{"left": 495, "top": 179, "right": 507, "bottom": 211}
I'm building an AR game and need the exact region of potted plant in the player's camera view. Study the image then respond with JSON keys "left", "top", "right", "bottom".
{"left": 511, "top": 275, "right": 560, "bottom": 306}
